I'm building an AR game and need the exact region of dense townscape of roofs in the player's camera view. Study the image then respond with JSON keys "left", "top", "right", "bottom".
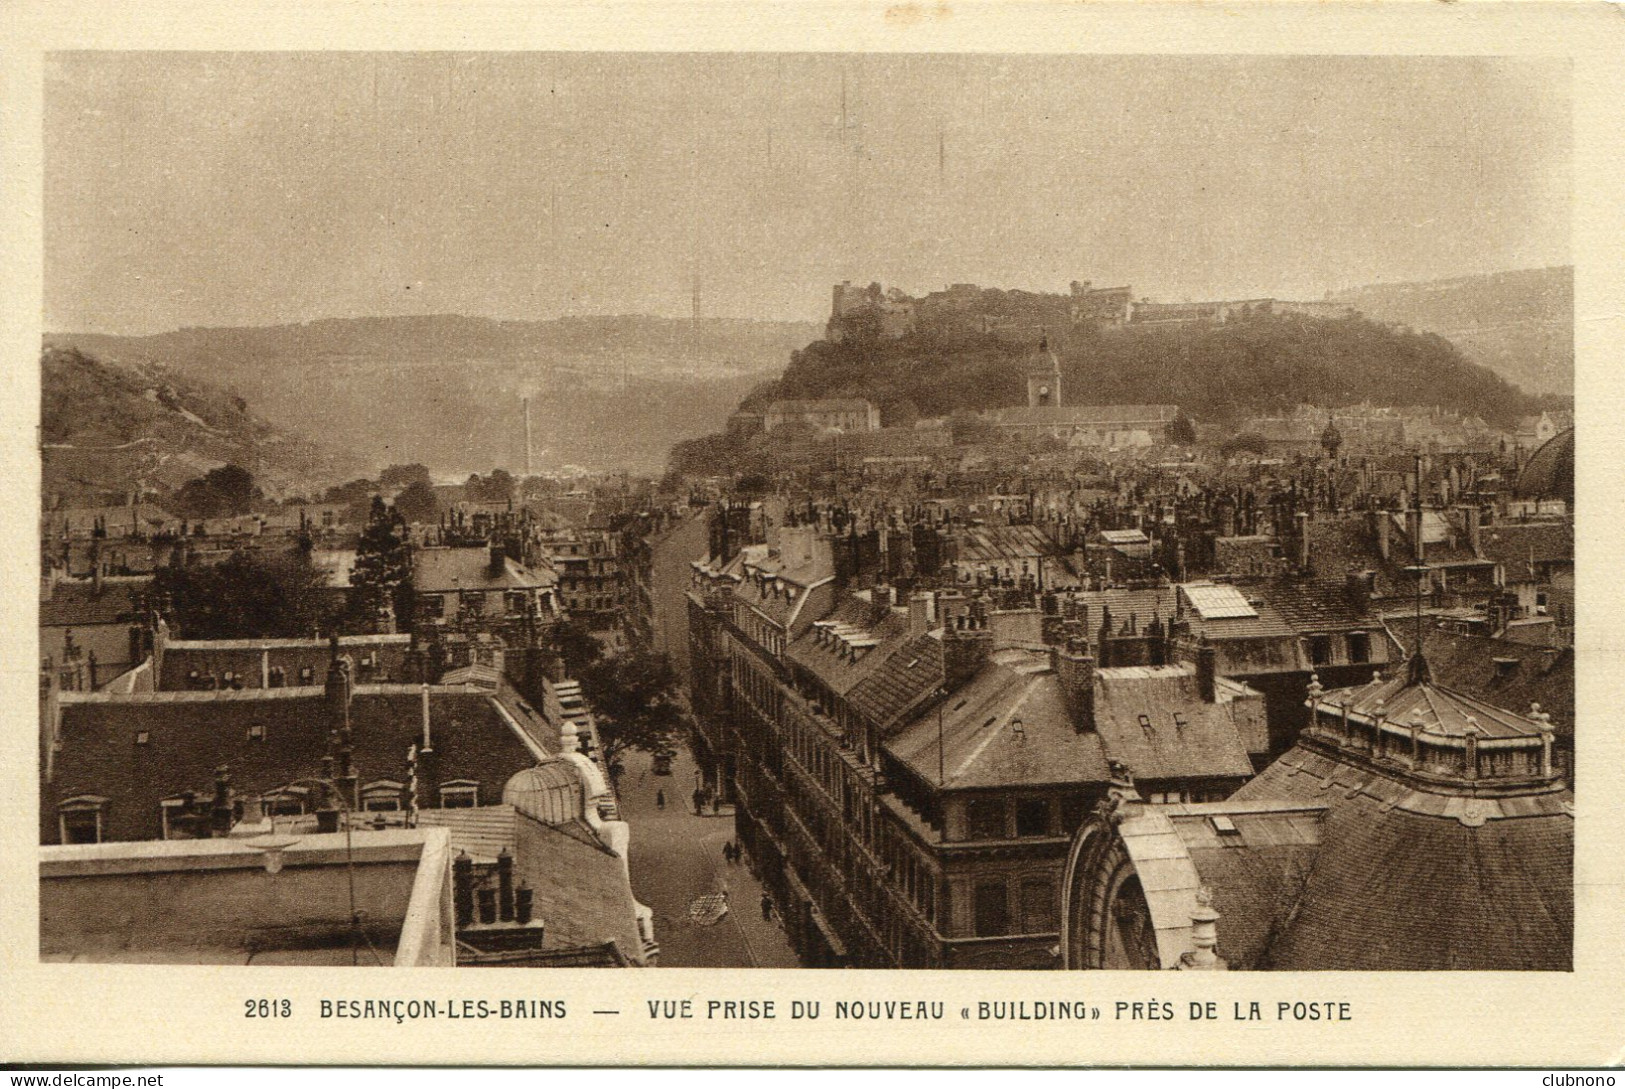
{"left": 37, "top": 285, "right": 1573, "bottom": 971}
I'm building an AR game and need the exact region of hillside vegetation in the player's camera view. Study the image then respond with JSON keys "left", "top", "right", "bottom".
{"left": 1328, "top": 266, "right": 1572, "bottom": 396}
{"left": 49, "top": 315, "right": 819, "bottom": 475}
{"left": 672, "top": 310, "right": 1552, "bottom": 476}
{"left": 40, "top": 345, "right": 348, "bottom": 504}
{"left": 756, "top": 312, "right": 1545, "bottom": 426}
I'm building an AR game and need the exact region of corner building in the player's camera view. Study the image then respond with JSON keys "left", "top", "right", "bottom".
{"left": 687, "top": 522, "right": 1264, "bottom": 969}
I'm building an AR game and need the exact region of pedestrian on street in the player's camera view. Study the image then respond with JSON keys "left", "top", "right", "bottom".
{"left": 760, "top": 892, "right": 773, "bottom": 922}
{"left": 693, "top": 788, "right": 706, "bottom": 815}
{"left": 722, "top": 842, "right": 732, "bottom": 865}
{"left": 656, "top": 789, "right": 665, "bottom": 810}
{"left": 712, "top": 795, "right": 721, "bottom": 815}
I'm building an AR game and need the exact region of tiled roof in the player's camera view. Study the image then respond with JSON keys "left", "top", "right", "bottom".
{"left": 1163, "top": 806, "right": 1326, "bottom": 969}
{"left": 786, "top": 596, "right": 907, "bottom": 696}
{"left": 43, "top": 504, "right": 178, "bottom": 537}
{"left": 1179, "top": 596, "right": 1299, "bottom": 643}
{"left": 46, "top": 685, "right": 548, "bottom": 844}
{"left": 1476, "top": 522, "right": 1573, "bottom": 569}
{"left": 729, "top": 544, "right": 835, "bottom": 627}
{"left": 847, "top": 633, "right": 944, "bottom": 732}
{"left": 1093, "top": 665, "right": 1255, "bottom": 782}
{"left": 1418, "top": 627, "right": 1572, "bottom": 738}
{"left": 1067, "top": 588, "right": 1179, "bottom": 630}
{"left": 885, "top": 661, "right": 1112, "bottom": 791}
{"left": 1256, "top": 577, "right": 1383, "bottom": 633}
{"left": 1304, "top": 513, "right": 1398, "bottom": 582}
{"left": 1513, "top": 428, "right": 1574, "bottom": 502}
{"left": 40, "top": 579, "right": 150, "bottom": 629}
{"left": 953, "top": 523, "right": 1062, "bottom": 563}
{"left": 1215, "top": 747, "right": 1572, "bottom": 970}
{"left": 1316, "top": 667, "right": 1547, "bottom": 739}
{"left": 413, "top": 547, "right": 555, "bottom": 592}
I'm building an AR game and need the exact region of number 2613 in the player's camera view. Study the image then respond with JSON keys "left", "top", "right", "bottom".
{"left": 245, "top": 999, "right": 293, "bottom": 1018}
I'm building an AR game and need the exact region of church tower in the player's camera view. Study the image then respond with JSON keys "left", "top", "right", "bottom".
{"left": 1026, "top": 335, "right": 1062, "bottom": 408}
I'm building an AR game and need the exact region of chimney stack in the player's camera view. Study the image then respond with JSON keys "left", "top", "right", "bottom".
{"left": 1196, "top": 638, "right": 1217, "bottom": 703}
{"left": 942, "top": 605, "right": 992, "bottom": 690}
{"left": 1053, "top": 636, "right": 1097, "bottom": 733}
{"left": 908, "top": 591, "right": 936, "bottom": 636}
{"left": 1295, "top": 511, "right": 1310, "bottom": 571}
{"left": 1464, "top": 505, "right": 1482, "bottom": 558}
{"left": 210, "top": 765, "right": 233, "bottom": 837}
{"left": 325, "top": 652, "right": 354, "bottom": 729}
{"left": 488, "top": 542, "right": 506, "bottom": 578}
{"left": 1373, "top": 509, "right": 1391, "bottom": 562}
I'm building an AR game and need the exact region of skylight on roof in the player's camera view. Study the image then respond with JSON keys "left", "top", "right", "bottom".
{"left": 1183, "top": 583, "right": 1259, "bottom": 619}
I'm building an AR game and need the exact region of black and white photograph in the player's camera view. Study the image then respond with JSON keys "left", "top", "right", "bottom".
{"left": 5, "top": 2, "right": 1622, "bottom": 1071}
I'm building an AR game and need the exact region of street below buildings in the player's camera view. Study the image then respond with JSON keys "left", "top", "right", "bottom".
{"left": 620, "top": 741, "right": 799, "bottom": 969}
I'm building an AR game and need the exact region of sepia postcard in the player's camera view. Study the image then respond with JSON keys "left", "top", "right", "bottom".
{"left": 2, "top": 0, "right": 1624, "bottom": 1070}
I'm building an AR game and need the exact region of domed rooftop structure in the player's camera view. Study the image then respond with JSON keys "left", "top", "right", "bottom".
{"left": 1514, "top": 427, "right": 1573, "bottom": 504}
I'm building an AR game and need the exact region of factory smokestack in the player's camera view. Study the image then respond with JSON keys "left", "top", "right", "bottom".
{"left": 522, "top": 397, "right": 533, "bottom": 477}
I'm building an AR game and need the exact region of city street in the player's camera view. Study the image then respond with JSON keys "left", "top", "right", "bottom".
{"left": 620, "top": 742, "right": 799, "bottom": 969}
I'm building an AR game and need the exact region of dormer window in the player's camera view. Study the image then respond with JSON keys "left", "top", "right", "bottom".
{"left": 262, "top": 785, "right": 311, "bottom": 817}
{"left": 439, "top": 780, "right": 479, "bottom": 809}
{"left": 361, "top": 780, "right": 405, "bottom": 812}
{"left": 58, "top": 796, "right": 108, "bottom": 844}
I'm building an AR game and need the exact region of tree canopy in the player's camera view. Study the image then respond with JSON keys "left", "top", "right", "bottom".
{"left": 153, "top": 550, "right": 337, "bottom": 640}
{"left": 393, "top": 479, "right": 440, "bottom": 524}
{"left": 171, "top": 464, "right": 261, "bottom": 518}
{"left": 349, "top": 497, "right": 413, "bottom": 629}
{"left": 580, "top": 650, "right": 689, "bottom": 766}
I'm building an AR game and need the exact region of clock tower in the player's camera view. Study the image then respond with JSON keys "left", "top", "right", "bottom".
{"left": 1026, "top": 335, "right": 1062, "bottom": 408}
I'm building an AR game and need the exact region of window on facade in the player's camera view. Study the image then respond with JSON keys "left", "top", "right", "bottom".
{"left": 973, "top": 881, "right": 1010, "bottom": 937}
{"left": 1060, "top": 795, "right": 1088, "bottom": 832}
{"left": 1015, "top": 797, "right": 1051, "bottom": 837}
{"left": 1309, "top": 635, "right": 1333, "bottom": 665}
{"left": 58, "top": 797, "right": 106, "bottom": 845}
{"left": 1020, "top": 878, "right": 1058, "bottom": 933}
{"left": 1347, "top": 631, "right": 1371, "bottom": 664}
{"left": 247, "top": 723, "right": 264, "bottom": 741}
{"left": 298, "top": 666, "right": 315, "bottom": 684}
{"left": 439, "top": 781, "right": 479, "bottom": 808}
{"left": 965, "top": 797, "right": 1007, "bottom": 840}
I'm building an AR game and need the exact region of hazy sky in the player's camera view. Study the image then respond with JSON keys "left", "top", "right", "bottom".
{"left": 45, "top": 53, "right": 1569, "bottom": 334}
